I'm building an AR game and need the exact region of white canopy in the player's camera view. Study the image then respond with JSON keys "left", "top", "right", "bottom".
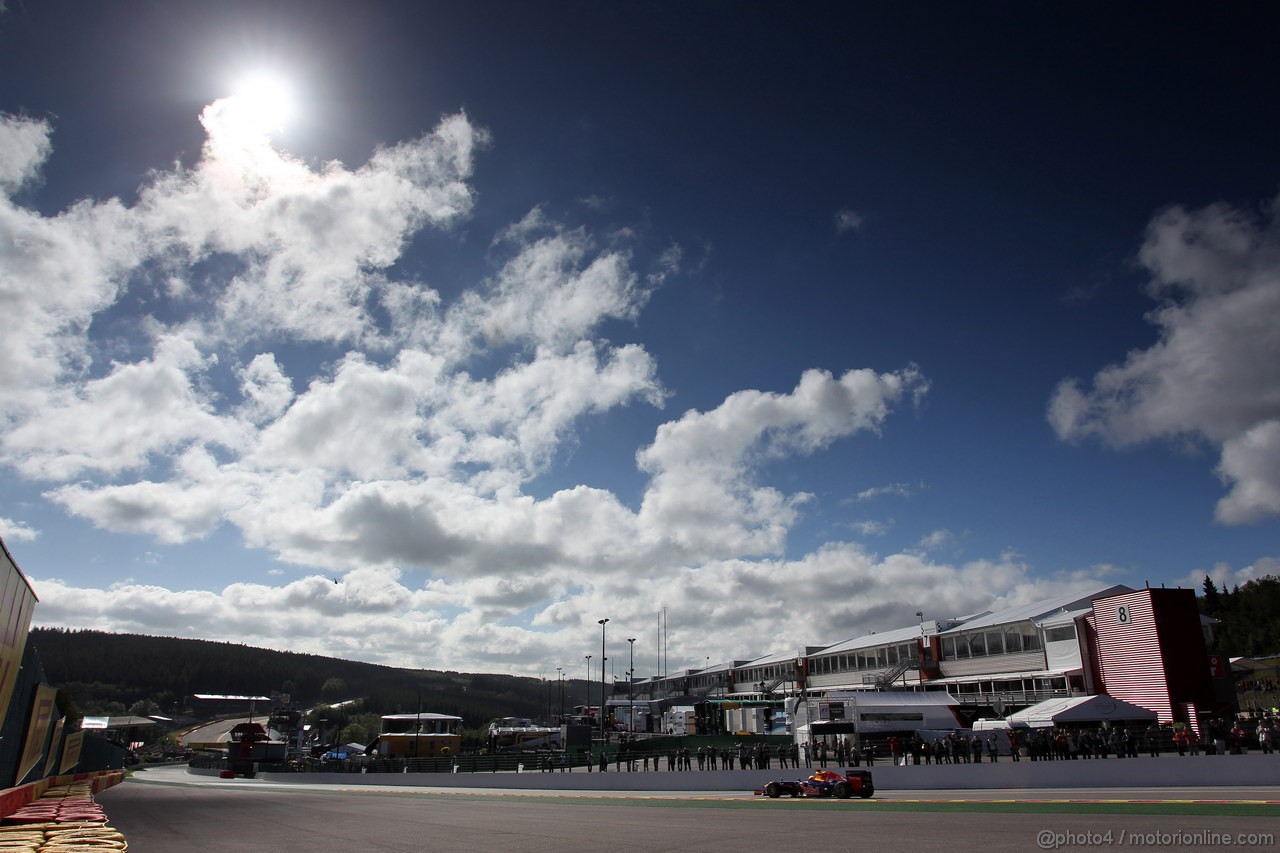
{"left": 1006, "top": 695, "right": 1157, "bottom": 728}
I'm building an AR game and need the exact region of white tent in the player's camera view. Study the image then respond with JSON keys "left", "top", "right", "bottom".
{"left": 1006, "top": 695, "right": 1157, "bottom": 728}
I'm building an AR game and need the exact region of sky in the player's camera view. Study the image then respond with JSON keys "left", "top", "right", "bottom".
{"left": 1, "top": 1, "right": 1278, "bottom": 680}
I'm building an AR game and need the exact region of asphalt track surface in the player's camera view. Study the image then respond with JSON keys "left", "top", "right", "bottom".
{"left": 97, "top": 767, "right": 1280, "bottom": 853}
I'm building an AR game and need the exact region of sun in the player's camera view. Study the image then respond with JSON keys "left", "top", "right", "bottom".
{"left": 224, "top": 71, "right": 297, "bottom": 138}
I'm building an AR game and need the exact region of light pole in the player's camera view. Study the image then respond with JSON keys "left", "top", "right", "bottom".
{"left": 914, "top": 611, "right": 926, "bottom": 690}
{"left": 598, "top": 618, "right": 609, "bottom": 741}
{"left": 555, "top": 666, "right": 563, "bottom": 722}
{"left": 627, "top": 637, "right": 636, "bottom": 732}
{"left": 585, "top": 653, "right": 592, "bottom": 717}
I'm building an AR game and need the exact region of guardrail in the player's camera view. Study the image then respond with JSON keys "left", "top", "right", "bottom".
{"left": 191, "top": 753, "right": 597, "bottom": 774}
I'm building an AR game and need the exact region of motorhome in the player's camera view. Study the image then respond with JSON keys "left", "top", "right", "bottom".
{"left": 487, "top": 717, "right": 560, "bottom": 752}
{"left": 370, "top": 712, "right": 462, "bottom": 758}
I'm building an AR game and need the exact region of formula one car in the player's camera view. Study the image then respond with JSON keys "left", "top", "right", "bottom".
{"left": 757, "top": 769, "right": 874, "bottom": 799}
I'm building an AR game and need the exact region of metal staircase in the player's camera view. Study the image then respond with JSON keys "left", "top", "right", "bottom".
{"left": 874, "top": 657, "right": 918, "bottom": 689}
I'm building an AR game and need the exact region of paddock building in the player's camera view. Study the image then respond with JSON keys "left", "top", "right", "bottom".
{"left": 625, "top": 585, "right": 1226, "bottom": 735}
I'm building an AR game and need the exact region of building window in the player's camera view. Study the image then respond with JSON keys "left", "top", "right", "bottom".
{"left": 1044, "top": 625, "right": 1077, "bottom": 643}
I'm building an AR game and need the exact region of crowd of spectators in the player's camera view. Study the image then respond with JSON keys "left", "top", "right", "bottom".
{"left": 562, "top": 714, "right": 1280, "bottom": 773}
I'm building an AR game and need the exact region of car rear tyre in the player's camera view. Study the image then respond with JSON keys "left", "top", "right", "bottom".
{"left": 833, "top": 781, "right": 852, "bottom": 799}
{"left": 859, "top": 785, "right": 874, "bottom": 799}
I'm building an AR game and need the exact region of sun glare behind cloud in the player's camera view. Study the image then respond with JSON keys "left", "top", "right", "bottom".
{"left": 224, "top": 71, "right": 297, "bottom": 138}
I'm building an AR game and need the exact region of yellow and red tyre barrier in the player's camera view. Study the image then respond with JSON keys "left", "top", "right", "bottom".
{"left": 0, "top": 779, "right": 126, "bottom": 851}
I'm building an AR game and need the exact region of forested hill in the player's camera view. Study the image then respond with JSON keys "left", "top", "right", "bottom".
{"left": 1199, "top": 574, "right": 1280, "bottom": 657}
{"left": 31, "top": 627, "right": 583, "bottom": 723}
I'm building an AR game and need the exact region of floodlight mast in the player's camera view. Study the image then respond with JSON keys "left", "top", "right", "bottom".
{"left": 598, "top": 618, "right": 609, "bottom": 741}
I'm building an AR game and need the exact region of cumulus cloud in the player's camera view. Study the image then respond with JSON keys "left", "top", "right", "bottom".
{"left": 1049, "top": 195, "right": 1280, "bottom": 524}
{"left": 1184, "top": 556, "right": 1280, "bottom": 593}
{"left": 1, "top": 96, "right": 1106, "bottom": 675}
{"left": 0, "top": 518, "right": 38, "bottom": 542}
{"left": 29, "top": 545, "right": 1119, "bottom": 671}
{"left": 636, "top": 366, "right": 925, "bottom": 558}
{"left": 914, "top": 529, "right": 955, "bottom": 553}
{"left": 0, "top": 114, "right": 51, "bottom": 194}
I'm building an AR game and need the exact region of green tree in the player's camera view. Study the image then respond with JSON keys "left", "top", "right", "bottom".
{"left": 322, "top": 677, "right": 348, "bottom": 701}
{"left": 1202, "top": 575, "right": 1221, "bottom": 611}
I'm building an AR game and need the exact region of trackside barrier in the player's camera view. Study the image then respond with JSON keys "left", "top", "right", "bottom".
{"left": 191, "top": 753, "right": 595, "bottom": 775}
{"left": 203, "top": 753, "right": 1280, "bottom": 793}
{"left": 0, "top": 770, "right": 125, "bottom": 820}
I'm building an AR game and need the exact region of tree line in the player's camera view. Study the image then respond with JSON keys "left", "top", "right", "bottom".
{"left": 1199, "top": 574, "right": 1280, "bottom": 658}
{"left": 30, "top": 627, "right": 588, "bottom": 737}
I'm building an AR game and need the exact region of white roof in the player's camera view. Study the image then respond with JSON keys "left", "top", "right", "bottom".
{"left": 1006, "top": 695, "right": 1157, "bottom": 727}
{"left": 940, "top": 585, "right": 1132, "bottom": 634}
{"left": 822, "top": 691, "right": 959, "bottom": 706}
{"left": 1035, "top": 606, "right": 1093, "bottom": 628}
{"left": 926, "top": 669, "right": 1073, "bottom": 685}
{"left": 740, "top": 648, "right": 800, "bottom": 667}
{"left": 818, "top": 624, "right": 926, "bottom": 655}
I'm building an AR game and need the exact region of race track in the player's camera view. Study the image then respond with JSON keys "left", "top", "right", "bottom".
{"left": 97, "top": 767, "right": 1280, "bottom": 853}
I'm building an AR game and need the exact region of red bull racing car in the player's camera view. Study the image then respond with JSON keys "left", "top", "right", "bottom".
{"left": 756, "top": 769, "right": 874, "bottom": 799}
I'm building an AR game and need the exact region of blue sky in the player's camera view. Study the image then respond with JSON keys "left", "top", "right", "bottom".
{"left": 1, "top": 1, "right": 1277, "bottom": 677}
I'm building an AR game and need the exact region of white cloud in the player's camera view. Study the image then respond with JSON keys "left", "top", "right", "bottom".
{"left": 1049, "top": 195, "right": 1280, "bottom": 524}
{"left": 28, "top": 544, "right": 1119, "bottom": 672}
{"left": 848, "top": 519, "right": 892, "bottom": 536}
{"left": 6, "top": 335, "right": 242, "bottom": 480}
{"left": 853, "top": 482, "right": 913, "bottom": 502}
{"left": 0, "top": 518, "right": 38, "bottom": 542}
{"left": 0, "top": 114, "right": 51, "bottom": 194}
{"left": 915, "top": 529, "right": 955, "bottom": 553}
{"left": 1182, "top": 556, "right": 1280, "bottom": 593}
{"left": 834, "top": 207, "right": 864, "bottom": 235}
{"left": 1, "top": 97, "right": 1108, "bottom": 677}
{"left": 636, "top": 366, "right": 925, "bottom": 559}
{"left": 1215, "top": 422, "right": 1280, "bottom": 524}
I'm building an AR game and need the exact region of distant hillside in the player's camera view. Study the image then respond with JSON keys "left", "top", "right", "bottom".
{"left": 31, "top": 628, "right": 587, "bottom": 727}
{"left": 1199, "top": 574, "right": 1280, "bottom": 657}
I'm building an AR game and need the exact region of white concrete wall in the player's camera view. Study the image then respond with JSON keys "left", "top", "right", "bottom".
{"left": 252, "top": 754, "right": 1280, "bottom": 792}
